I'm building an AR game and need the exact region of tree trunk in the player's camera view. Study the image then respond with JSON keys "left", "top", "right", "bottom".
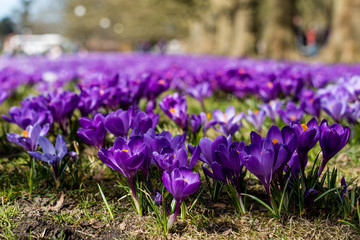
{"left": 230, "top": 0, "right": 258, "bottom": 56}
{"left": 187, "top": 0, "right": 258, "bottom": 56}
{"left": 319, "top": 0, "right": 360, "bottom": 62}
{"left": 260, "top": 0, "right": 296, "bottom": 59}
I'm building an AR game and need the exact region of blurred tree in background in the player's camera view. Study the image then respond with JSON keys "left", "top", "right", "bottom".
{"left": 5, "top": 0, "right": 360, "bottom": 61}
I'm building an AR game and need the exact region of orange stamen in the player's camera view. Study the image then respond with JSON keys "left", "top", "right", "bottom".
{"left": 169, "top": 108, "right": 176, "bottom": 114}
{"left": 301, "top": 124, "right": 308, "bottom": 132}
{"left": 290, "top": 115, "right": 296, "bottom": 121}
{"left": 22, "top": 130, "right": 28, "bottom": 138}
{"left": 267, "top": 82, "right": 273, "bottom": 88}
{"left": 254, "top": 110, "right": 259, "bottom": 115}
{"left": 272, "top": 138, "right": 278, "bottom": 145}
{"left": 158, "top": 79, "right": 165, "bottom": 85}
{"left": 122, "top": 149, "right": 129, "bottom": 153}
{"left": 207, "top": 113, "right": 211, "bottom": 121}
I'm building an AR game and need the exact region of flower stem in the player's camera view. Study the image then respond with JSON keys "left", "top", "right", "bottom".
{"left": 130, "top": 182, "right": 141, "bottom": 216}
{"left": 167, "top": 201, "right": 181, "bottom": 230}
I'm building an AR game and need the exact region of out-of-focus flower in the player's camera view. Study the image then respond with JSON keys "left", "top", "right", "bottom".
{"left": 131, "top": 109, "right": 159, "bottom": 133}
{"left": 245, "top": 109, "right": 266, "bottom": 132}
{"left": 321, "top": 96, "right": 348, "bottom": 123}
{"left": 259, "top": 100, "right": 283, "bottom": 123}
{"left": 159, "top": 92, "right": 188, "bottom": 130}
{"left": 77, "top": 113, "right": 106, "bottom": 148}
{"left": 0, "top": 90, "right": 9, "bottom": 105}
{"left": 47, "top": 91, "right": 79, "bottom": 132}
{"left": 2, "top": 96, "right": 53, "bottom": 129}
{"left": 212, "top": 106, "right": 244, "bottom": 136}
{"left": 278, "top": 102, "right": 304, "bottom": 124}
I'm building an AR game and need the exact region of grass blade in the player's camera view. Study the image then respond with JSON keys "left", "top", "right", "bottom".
{"left": 97, "top": 183, "right": 114, "bottom": 220}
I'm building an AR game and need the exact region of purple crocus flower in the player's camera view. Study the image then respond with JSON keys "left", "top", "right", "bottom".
{"left": 290, "top": 118, "right": 319, "bottom": 175}
{"left": 187, "top": 82, "right": 212, "bottom": 102}
{"left": 190, "top": 113, "right": 206, "bottom": 135}
{"left": 321, "top": 96, "right": 348, "bottom": 123}
{"left": 104, "top": 109, "right": 131, "bottom": 137}
{"left": 151, "top": 132, "right": 200, "bottom": 172}
{"left": 159, "top": 92, "right": 188, "bottom": 130}
{"left": 7, "top": 123, "right": 50, "bottom": 151}
{"left": 299, "top": 89, "right": 321, "bottom": 119}
{"left": 2, "top": 96, "right": 53, "bottom": 129}
{"left": 77, "top": 113, "right": 106, "bottom": 149}
{"left": 78, "top": 86, "right": 110, "bottom": 116}
{"left": 47, "top": 91, "right": 79, "bottom": 131}
{"left": 341, "top": 176, "right": 348, "bottom": 202}
{"left": 259, "top": 100, "right": 283, "bottom": 124}
{"left": 187, "top": 82, "right": 212, "bottom": 111}
{"left": 28, "top": 134, "right": 68, "bottom": 186}
{"left": 200, "top": 135, "right": 246, "bottom": 182}
{"left": 345, "top": 102, "right": 360, "bottom": 124}
{"left": 212, "top": 106, "right": 244, "bottom": 136}
{"left": 245, "top": 109, "right": 266, "bottom": 133}
{"left": 243, "top": 126, "right": 297, "bottom": 197}
{"left": 131, "top": 109, "right": 159, "bottom": 133}
{"left": 0, "top": 90, "right": 9, "bottom": 105}
{"left": 318, "top": 119, "right": 350, "bottom": 176}
{"left": 278, "top": 102, "right": 304, "bottom": 124}
{"left": 98, "top": 136, "right": 146, "bottom": 214}
{"left": 162, "top": 168, "right": 200, "bottom": 228}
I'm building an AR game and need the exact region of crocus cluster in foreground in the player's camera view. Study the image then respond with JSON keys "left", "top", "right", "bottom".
{"left": 2, "top": 53, "right": 358, "bottom": 233}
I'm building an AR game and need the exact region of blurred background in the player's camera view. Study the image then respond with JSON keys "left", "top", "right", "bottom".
{"left": 0, "top": 0, "right": 359, "bottom": 62}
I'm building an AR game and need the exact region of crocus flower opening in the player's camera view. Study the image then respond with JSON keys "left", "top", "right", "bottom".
{"left": 259, "top": 100, "right": 283, "bottom": 124}
{"left": 290, "top": 118, "right": 319, "bottom": 175}
{"left": 212, "top": 106, "right": 244, "bottom": 136}
{"left": 243, "top": 125, "right": 297, "bottom": 200}
{"left": 318, "top": 119, "right": 350, "bottom": 176}
{"left": 98, "top": 136, "right": 146, "bottom": 214}
{"left": 162, "top": 168, "right": 200, "bottom": 229}
{"left": 28, "top": 134, "right": 68, "bottom": 187}
{"left": 321, "top": 96, "right": 348, "bottom": 123}
{"left": 77, "top": 113, "right": 106, "bottom": 149}
{"left": 278, "top": 102, "right": 304, "bottom": 124}
{"left": 7, "top": 123, "right": 50, "bottom": 151}
{"left": 245, "top": 109, "right": 266, "bottom": 133}
{"left": 159, "top": 92, "right": 188, "bottom": 130}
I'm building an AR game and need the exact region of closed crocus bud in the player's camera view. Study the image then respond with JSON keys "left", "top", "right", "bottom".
{"left": 318, "top": 119, "right": 350, "bottom": 176}
{"left": 104, "top": 109, "right": 131, "bottom": 137}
